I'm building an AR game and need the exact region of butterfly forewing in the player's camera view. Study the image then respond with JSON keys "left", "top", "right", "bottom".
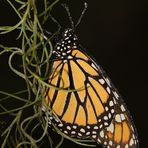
{"left": 46, "top": 48, "right": 115, "bottom": 129}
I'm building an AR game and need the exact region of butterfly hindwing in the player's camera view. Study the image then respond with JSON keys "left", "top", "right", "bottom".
{"left": 96, "top": 93, "right": 139, "bottom": 147}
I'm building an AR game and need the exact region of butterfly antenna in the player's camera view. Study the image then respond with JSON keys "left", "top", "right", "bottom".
{"left": 49, "top": 13, "right": 61, "bottom": 34}
{"left": 75, "top": 2, "right": 88, "bottom": 28}
{"left": 62, "top": 3, "right": 75, "bottom": 30}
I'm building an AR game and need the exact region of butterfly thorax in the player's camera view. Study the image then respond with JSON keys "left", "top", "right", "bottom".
{"left": 52, "top": 28, "right": 78, "bottom": 61}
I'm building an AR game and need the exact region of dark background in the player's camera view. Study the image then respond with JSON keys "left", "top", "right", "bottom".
{"left": 0, "top": 0, "right": 147, "bottom": 147}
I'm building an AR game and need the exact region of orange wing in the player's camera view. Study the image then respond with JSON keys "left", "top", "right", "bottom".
{"left": 44, "top": 28, "right": 138, "bottom": 147}
{"left": 45, "top": 49, "right": 115, "bottom": 130}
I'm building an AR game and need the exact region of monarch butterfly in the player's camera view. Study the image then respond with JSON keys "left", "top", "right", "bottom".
{"left": 43, "top": 3, "right": 139, "bottom": 148}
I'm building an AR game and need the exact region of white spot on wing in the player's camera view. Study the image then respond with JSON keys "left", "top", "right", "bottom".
{"left": 125, "top": 144, "right": 129, "bottom": 148}
{"left": 99, "top": 124, "right": 103, "bottom": 128}
{"left": 91, "top": 63, "right": 98, "bottom": 71}
{"left": 108, "top": 113, "right": 111, "bottom": 119}
{"left": 107, "top": 87, "right": 111, "bottom": 94}
{"left": 131, "top": 125, "right": 134, "bottom": 131}
{"left": 97, "top": 138, "right": 101, "bottom": 143}
{"left": 130, "top": 138, "right": 134, "bottom": 146}
{"left": 63, "top": 60, "right": 67, "bottom": 63}
{"left": 87, "top": 125, "right": 90, "bottom": 129}
{"left": 58, "top": 123, "right": 63, "bottom": 127}
{"left": 66, "top": 126, "right": 71, "bottom": 130}
{"left": 94, "top": 126, "right": 99, "bottom": 129}
{"left": 80, "top": 128, "right": 85, "bottom": 133}
{"left": 107, "top": 123, "right": 114, "bottom": 133}
{"left": 100, "top": 131, "right": 104, "bottom": 138}
{"left": 121, "top": 114, "right": 125, "bottom": 120}
{"left": 62, "top": 52, "right": 66, "bottom": 55}
{"left": 115, "top": 114, "right": 122, "bottom": 123}
{"left": 78, "top": 133, "right": 82, "bottom": 136}
{"left": 109, "top": 140, "right": 113, "bottom": 146}
{"left": 109, "top": 101, "right": 114, "bottom": 107}
{"left": 111, "top": 109, "right": 115, "bottom": 113}
{"left": 73, "top": 46, "right": 77, "bottom": 48}
{"left": 113, "top": 97, "right": 117, "bottom": 104}
{"left": 105, "top": 77, "right": 111, "bottom": 87}
{"left": 86, "top": 131, "right": 90, "bottom": 135}
{"left": 92, "top": 131, "right": 97, "bottom": 134}
{"left": 92, "top": 135, "right": 97, "bottom": 138}
{"left": 104, "top": 116, "right": 108, "bottom": 120}
{"left": 67, "top": 50, "right": 71, "bottom": 53}
{"left": 113, "top": 91, "right": 119, "bottom": 99}
{"left": 64, "top": 130, "right": 68, "bottom": 134}
{"left": 73, "top": 125, "right": 77, "bottom": 129}
{"left": 105, "top": 106, "right": 109, "bottom": 111}
{"left": 121, "top": 105, "right": 126, "bottom": 112}
{"left": 68, "top": 55, "right": 73, "bottom": 59}
{"left": 104, "top": 122, "right": 109, "bottom": 126}
{"left": 71, "top": 131, "right": 76, "bottom": 134}
{"left": 133, "top": 134, "right": 135, "bottom": 140}
{"left": 99, "top": 79, "right": 105, "bottom": 84}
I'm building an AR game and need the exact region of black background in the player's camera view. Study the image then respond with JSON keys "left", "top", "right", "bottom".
{"left": 0, "top": 0, "right": 147, "bottom": 147}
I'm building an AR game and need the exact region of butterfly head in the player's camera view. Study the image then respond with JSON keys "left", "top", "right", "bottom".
{"left": 53, "top": 28, "right": 78, "bottom": 60}
{"left": 63, "top": 28, "right": 74, "bottom": 37}
{"left": 62, "top": 28, "right": 78, "bottom": 44}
